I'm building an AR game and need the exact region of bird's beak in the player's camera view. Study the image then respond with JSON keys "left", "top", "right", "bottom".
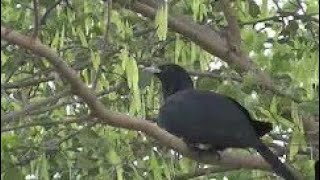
{"left": 143, "top": 66, "right": 161, "bottom": 74}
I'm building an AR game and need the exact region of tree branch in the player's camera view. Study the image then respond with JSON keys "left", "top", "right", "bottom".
{"left": 40, "top": 0, "right": 64, "bottom": 25}
{"left": 219, "top": 0, "right": 241, "bottom": 48}
{"left": 32, "top": 0, "right": 40, "bottom": 38}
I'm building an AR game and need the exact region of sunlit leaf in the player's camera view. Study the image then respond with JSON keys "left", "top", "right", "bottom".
{"left": 155, "top": 3, "right": 168, "bottom": 41}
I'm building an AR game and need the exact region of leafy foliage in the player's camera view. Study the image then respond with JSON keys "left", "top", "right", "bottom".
{"left": 1, "top": 0, "right": 318, "bottom": 179}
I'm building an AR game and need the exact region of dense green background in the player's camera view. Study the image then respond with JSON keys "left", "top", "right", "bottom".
{"left": 1, "top": 0, "right": 319, "bottom": 179}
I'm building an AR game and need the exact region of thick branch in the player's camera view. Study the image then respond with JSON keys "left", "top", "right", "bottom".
{"left": 219, "top": 0, "right": 241, "bottom": 48}
{"left": 32, "top": 0, "right": 40, "bottom": 38}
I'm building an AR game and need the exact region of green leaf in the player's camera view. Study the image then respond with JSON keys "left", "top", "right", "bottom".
{"left": 50, "top": 30, "right": 60, "bottom": 49}
{"left": 3, "top": 167, "right": 24, "bottom": 180}
{"left": 59, "top": 25, "right": 65, "bottom": 49}
{"left": 77, "top": 128, "right": 101, "bottom": 149}
{"left": 199, "top": 50, "right": 211, "bottom": 71}
{"left": 129, "top": 163, "right": 144, "bottom": 180}
{"left": 179, "top": 158, "right": 192, "bottom": 173}
{"left": 277, "top": 116, "right": 294, "bottom": 128}
{"left": 116, "top": 165, "right": 124, "bottom": 180}
{"left": 191, "top": 0, "right": 200, "bottom": 21}
{"left": 190, "top": 43, "right": 197, "bottom": 64}
{"left": 40, "top": 154, "right": 50, "bottom": 180}
{"left": 289, "top": 128, "right": 303, "bottom": 160}
{"left": 258, "top": 107, "right": 273, "bottom": 118}
{"left": 269, "top": 96, "right": 278, "bottom": 115}
{"left": 123, "top": 55, "right": 141, "bottom": 115}
{"left": 261, "top": 0, "right": 269, "bottom": 16}
{"left": 298, "top": 101, "right": 319, "bottom": 116}
{"left": 174, "top": 35, "right": 183, "bottom": 63}
{"left": 77, "top": 27, "right": 88, "bottom": 47}
{"left": 162, "top": 161, "right": 172, "bottom": 180}
{"left": 77, "top": 153, "right": 97, "bottom": 169}
{"left": 288, "top": 103, "right": 306, "bottom": 158}
{"left": 155, "top": 4, "right": 168, "bottom": 41}
{"left": 199, "top": 4, "right": 208, "bottom": 22}
{"left": 291, "top": 102, "right": 301, "bottom": 126}
{"left": 150, "top": 152, "right": 162, "bottom": 179}
{"left": 1, "top": 51, "right": 7, "bottom": 65}
{"left": 107, "top": 149, "right": 121, "bottom": 165}
{"left": 120, "top": 49, "right": 128, "bottom": 72}
{"left": 92, "top": 51, "right": 101, "bottom": 70}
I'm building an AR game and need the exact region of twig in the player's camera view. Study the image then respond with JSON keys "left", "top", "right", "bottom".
{"left": 2, "top": 82, "right": 125, "bottom": 124}
{"left": 32, "top": 0, "right": 40, "bottom": 38}
{"left": 27, "top": 82, "right": 126, "bottom": 116}
{"left": 104, "top": 0, "right": 112, "bottom": 42}
{"left": 188, "top": 70, "right": 242, "bottom": 82}
{"left": 58, "top": 120, "right": 97, "bottom": 145}
{"left": 40, "top": 0, "right": 64, "bottom": 25}
{"left": 12, "top": 116, "right": 94, "bottom": 166}
{"left": 1, "top": 89, "right": 70, "bottom": 123}
{"left": 240, "top": 12, "right": 319, "bottom": 27}
{"left": 293, "top": 0, "right": 318, "bottom": 42}
{"left": 2, "top": 76, "right": 54, "bottom": 89}
{"left": 1, "top": 118, "right": 80, "bottom": 133}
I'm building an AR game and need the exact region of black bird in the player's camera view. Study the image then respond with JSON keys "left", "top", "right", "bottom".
{"left": 144, "top": 64, "right": 296, "bottom": 180}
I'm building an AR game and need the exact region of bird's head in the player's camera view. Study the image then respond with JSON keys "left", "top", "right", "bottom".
{"left": 144, "top": 64, "right": 194, "bottom": 99}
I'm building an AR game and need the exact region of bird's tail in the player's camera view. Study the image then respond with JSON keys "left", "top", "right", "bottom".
{"left": 255, "top": 141, "right": 298, "bottom": 180}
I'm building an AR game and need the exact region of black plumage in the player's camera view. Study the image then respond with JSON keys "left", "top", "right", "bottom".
{"left": 145, "top": 64, "right": 296, "bottom": 180}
